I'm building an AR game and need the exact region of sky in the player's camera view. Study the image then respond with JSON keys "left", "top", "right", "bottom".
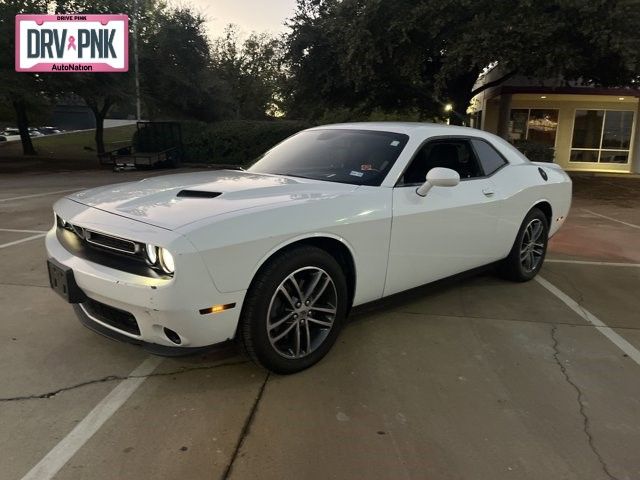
{"left": 185, "top": 0, "right": 299, "bottom": 39}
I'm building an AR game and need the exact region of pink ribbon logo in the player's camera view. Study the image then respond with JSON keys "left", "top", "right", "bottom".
{"left": 67, "top": 35, "right": 77, "bottom": 50}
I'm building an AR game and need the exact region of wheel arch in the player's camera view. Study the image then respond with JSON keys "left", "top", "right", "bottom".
{"left": 531, "top": 200, "right": 552, "bottom": 226}
{"left": 250, "top": 234, "right": 357, "bottom": 311}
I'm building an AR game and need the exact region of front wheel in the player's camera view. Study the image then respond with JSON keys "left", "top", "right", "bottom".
{"left": 239, "top": 246, "right": 348, "bottom": 374}
{"left": 498, "top": 208, "right": 549, "bottom": 282}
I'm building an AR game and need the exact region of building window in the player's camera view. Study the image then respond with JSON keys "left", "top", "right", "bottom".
{"left": 509, "top": 109, "right": 559, "bottom": 146}
{"left": 570, "top": 110, "right": 634, "bottom": 163}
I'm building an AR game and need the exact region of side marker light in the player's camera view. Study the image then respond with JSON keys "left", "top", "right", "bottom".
{"left": 199, "top": 303, "right": 236, "bottom": 315}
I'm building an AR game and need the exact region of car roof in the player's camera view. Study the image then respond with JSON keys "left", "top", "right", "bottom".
{"left": 308, "top": 121, "right": 486, "bottom": 137}
{"left": 306, "top": 121, "right": 529, "bottom": 166}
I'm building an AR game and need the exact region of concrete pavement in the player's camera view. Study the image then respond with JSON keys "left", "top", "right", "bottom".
{"left": 1, "top": 170, "right": 639, "bottom": 480}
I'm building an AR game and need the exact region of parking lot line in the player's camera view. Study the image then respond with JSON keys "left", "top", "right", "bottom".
{"left": 583, "top": 209, "right": 640, "bottom": 230}
{"left": 536, "top": 276, "right": 640, "bottom": 367}
{"left": 546, "top": 259, "right": 640, "bottom": 268}
{"left": 0, "top": 228, "right": 48, "bottom": 234}
{"left": 0, "top": 233, "right": 46, "bottom": 249}
{"left": 20, "top": 356, "right": 163, "bottom": 480}
{"left": 0, "top": 189, "right": 82, "bottom": 203}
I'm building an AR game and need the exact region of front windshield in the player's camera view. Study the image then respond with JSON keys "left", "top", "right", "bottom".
{"left": 248, "top": 129, "right": 410, "bottom": 186}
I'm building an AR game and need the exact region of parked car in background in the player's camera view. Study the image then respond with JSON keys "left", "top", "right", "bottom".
{"left": 0, "top": 126, "right": 62, "bottom": 137}
{"left": 38, "top": 126, "right": 63, "bottom": 135}
{"left": 1, "top": 128, "right": 19, "bottom": 136}
{"left": 0, "top": 135, "right": 6, "bottom": 142}
{"left": 46, "top": 122, "right": 572, "bottom": 373}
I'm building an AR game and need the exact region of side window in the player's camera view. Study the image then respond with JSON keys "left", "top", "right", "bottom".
{"left": 401, "top": 138, "right": 483, "bottom": 185}
{"left": 470, "top": 138, "right": 507, "bottom": 176}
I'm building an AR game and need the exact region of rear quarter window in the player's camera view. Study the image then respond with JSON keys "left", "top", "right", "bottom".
{"left": 471, "top": 138, "right": 508, "bottom": 176}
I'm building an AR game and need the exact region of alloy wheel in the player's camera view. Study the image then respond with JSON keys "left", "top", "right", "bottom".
{"left": 520, "top": 218, "right": 545, "bottom": 272}
{"left": 266, "top": 267, "right": 338, "bottom": 359}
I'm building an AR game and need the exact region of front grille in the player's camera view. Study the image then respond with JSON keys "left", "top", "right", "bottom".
{"left": 83, "top": 298, "right": 140, "bottom": 335}
{"left": 57, "top": 216, "right": 141, "bottom": 257}
{"left": 56, "top": 228, "right": 163, "bottom": 279}
{"left": 55, "top": 216, "right": 172, "bottom": 279}
{"left": 85, "top": 230, "right": 138, "bottom": 254}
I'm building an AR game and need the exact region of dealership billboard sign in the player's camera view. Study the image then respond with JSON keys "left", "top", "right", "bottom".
{"left": 15, "top": 14, "right": 128, "bottom": 72}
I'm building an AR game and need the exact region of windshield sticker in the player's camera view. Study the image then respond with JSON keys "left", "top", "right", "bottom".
{"left": 361, "top": 164, "right": 373, "bottom": 171}
{"left": 390, "top": 140, "right": 400, "bottom": 147}
{"left": 350, "top": 170, "right": 364, "bottom": 178}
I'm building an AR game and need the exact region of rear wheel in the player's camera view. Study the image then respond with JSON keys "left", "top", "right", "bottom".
{"left": 239, "top": 246, "right": 348, "bottom": 374}
{"left": 499, "top": 208, "right": 549, "bottom": 282}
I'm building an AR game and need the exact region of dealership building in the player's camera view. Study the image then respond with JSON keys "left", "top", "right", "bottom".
{"left": 468, "top": 66, "right": 640, "bottom": 174}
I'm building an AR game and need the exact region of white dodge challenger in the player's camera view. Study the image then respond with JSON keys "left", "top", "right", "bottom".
{"left": 46, "top": 123, "right": 571, "bottom": 373}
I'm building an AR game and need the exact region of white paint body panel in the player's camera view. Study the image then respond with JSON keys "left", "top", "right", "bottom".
{"left": 386, "top": 177, "right": 502, "bottom": 295}
{"left": 46, "top": 199, "right": 244, "bottom": 348}
{"left": 46, "top": 122, "right": 571, "bottom": 349}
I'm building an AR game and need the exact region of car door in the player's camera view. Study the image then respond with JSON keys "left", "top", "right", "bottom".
{"left": 384, "top": 137, "right": 504, "bottom": 296}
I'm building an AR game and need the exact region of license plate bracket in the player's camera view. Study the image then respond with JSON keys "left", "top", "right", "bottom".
{"left": 47, "top": 259, "right": 86, "bottom": 303}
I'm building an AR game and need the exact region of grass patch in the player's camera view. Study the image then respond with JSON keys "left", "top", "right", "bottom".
{"left": 0, "top": 125, "right": 136, "bottom": 160}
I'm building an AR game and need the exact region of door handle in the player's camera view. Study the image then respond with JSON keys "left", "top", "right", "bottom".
{"left": 482, "top": 188, "right": 494, "bottom": 196}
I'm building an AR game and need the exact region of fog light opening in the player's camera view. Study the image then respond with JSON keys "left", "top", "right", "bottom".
{"left": 163, "top": 327, "right": 182, "bottom": 345}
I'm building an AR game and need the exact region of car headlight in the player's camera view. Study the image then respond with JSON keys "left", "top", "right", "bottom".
{"left": 144, "top": 244, "right": 158, "bottom": 265}
{"left": 158, "top": 247, "right": 175, "bottom": 274}
{"left": 56, "top": 215, "right": 73, "bottom": 231}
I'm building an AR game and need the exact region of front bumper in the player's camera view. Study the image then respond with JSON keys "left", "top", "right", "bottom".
{"left": 73, "top": 303, "right": 232, "bottom": 356}
{"left": 45, "top": 220, "right": 245, "bottom": 350}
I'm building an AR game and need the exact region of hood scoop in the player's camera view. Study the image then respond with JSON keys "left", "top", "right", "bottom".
{"left": 176, "top": 190, "right": 222, "bottom": 199}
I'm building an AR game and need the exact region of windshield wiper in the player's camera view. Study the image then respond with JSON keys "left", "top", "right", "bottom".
{"left": 271, "top": 172, "right": 312, "bottom": 180}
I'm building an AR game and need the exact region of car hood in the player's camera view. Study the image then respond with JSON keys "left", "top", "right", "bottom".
{"left": 68, "top": 170, "right": 359, "bottom": 230}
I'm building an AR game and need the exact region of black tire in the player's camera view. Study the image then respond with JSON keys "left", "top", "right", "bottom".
{"left": 498, "top": 207, "right": 549, "bottom": 282}
{"left": 239, "top": 245, "right": 348, "bottom": 374}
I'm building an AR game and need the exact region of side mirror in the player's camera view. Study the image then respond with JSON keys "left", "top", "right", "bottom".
{"left": 416, "top": 167, "right": 460, "bottom": 197}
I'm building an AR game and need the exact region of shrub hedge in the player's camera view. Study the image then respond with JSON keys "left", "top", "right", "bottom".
{"left": 513, "top": 139, "right": 555, "bottom": 163}
{"left": 180, "top": 120, "right": 311, "bottom": 165}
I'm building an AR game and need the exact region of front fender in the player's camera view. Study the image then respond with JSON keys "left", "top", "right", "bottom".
{"left": 182, "top": 187, "right": 393, "bottom": 306}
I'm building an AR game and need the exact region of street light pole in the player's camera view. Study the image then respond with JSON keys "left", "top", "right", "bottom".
{"left": 133, "top": 0, "right": 141, "bottom": 121}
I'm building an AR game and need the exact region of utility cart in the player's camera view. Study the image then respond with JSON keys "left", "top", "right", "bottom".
{"left": 98, "top": 121, "right": 183, "bottom": 170}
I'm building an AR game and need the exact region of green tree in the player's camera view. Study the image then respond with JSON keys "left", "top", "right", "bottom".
{"left": 63, "top": 73, "right": 133, "bottom": 153}
{"left": 212, "top": 25, "right": 285, "bottom": 119}
{"left": 50, "top": 0, "right": 137, "bottom": 153}
{"left": 140, "top": 7, "right": 235, "bottom": 121}
{"left": 284, "top": 0, "right": 443, "bottom": 121}
{"left": 3, "top": 0, "right": 239, "bottom": 156}
{"left": 0, "top": 0, "right": 49, "bottom": 155}
{"left": 52, "top": 1, "right": 231, "bottom": 152}
{"left": 284, "top": 0, "right": 640, "bottom": 124}
{"left": 434, "top": 0, "right": 640, "bottom": 124}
